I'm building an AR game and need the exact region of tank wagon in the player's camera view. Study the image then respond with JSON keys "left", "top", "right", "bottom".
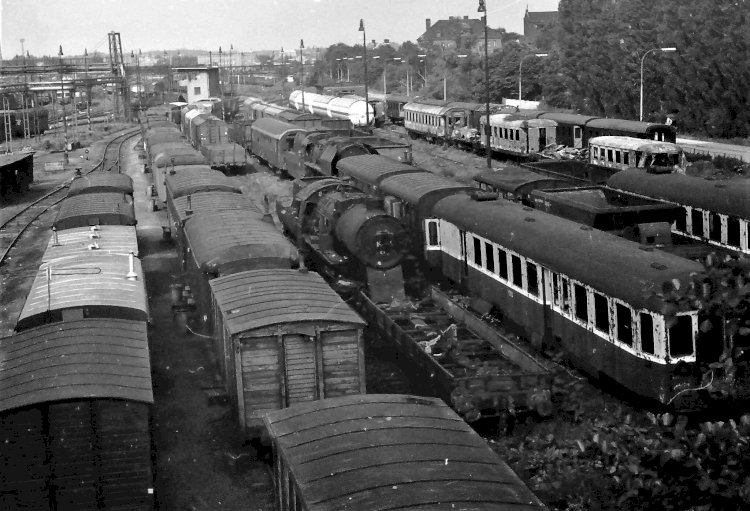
{"left": 289, "top": 90, "right": 375, "bottom": 126}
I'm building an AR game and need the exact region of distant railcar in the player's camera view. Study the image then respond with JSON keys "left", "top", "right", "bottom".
{"left": 479, "top": 114, "right": 557, "bottom": 157}
{"left": 588, "top": 136, "right": 686, "bottom": 174}
{"left": 249, "top": 117, "right": 306, "bottom": 173}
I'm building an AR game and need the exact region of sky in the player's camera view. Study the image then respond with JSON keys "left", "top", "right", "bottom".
{"left": 1, "top": 0, "right": 559, "bottom": 57}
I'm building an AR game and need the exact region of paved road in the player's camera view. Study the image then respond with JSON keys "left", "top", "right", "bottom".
{"left": 677, "top": 137, "right": 750, "bottom": 162}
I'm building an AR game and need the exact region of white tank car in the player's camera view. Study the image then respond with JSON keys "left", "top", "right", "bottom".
{"left": 289, "top": 90, "right": 374, "bottom": 126}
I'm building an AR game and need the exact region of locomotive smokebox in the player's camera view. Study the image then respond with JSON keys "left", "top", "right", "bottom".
{"left": 335, "top": 205, "right": 406, "bottom": 270}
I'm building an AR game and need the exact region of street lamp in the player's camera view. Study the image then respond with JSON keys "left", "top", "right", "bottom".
{"left": 84, "top": 48, "right": 92, "bottom": 130}
{"left": 59, "top": 45, "right": 69, "bottom": 165}
{"left": 478, "top": 0, "right": 491, "bottom": 168}
{"left": 640, "top": 47, "right": 676, "bottom": 121}
{"left": 359, "top": 19, "right": 370, "bottom": 126}
{"left": 417, "top": 54, "right": 427, "bottom": 89}
{"left": 519, "top": 53, "right": 548, "bottom": 104}
{"left": 131, "top": 50, "right": 142, "bottom": 114}
{"left": 229, "top": 44, "right": 234, "bottom": 96}
{"left": 300, "top": 39, "right": 305, "bottom": 111}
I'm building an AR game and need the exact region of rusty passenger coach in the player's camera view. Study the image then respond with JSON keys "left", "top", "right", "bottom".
{"left": 0, "top": 319, "right": 154, "bottom": 510}
{"left": 264, "top": 394, "right": 548, "bottom": 511}
{"left": 210, "top": 269, "right": 366, "bottom": 435}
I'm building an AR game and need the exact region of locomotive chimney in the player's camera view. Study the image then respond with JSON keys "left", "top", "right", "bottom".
{"left": 126, "top": 251, "right": 138, "bottom": 280}
{"left": 425, "top": 18, "right": 431, "bottom": 30}
{"left": 185, "top": 194, "right": 193, "bottom": 216}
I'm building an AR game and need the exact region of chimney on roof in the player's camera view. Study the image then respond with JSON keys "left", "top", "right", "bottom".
{"left": 426, "top": 18, "right": 431, "bottom": 30}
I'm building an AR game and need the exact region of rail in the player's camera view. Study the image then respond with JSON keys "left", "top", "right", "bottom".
{"left": 0, "top": 127, "right": 141, "bottom": 266}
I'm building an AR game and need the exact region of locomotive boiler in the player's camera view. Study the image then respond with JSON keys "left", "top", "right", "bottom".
{"left": 277, "top": 177, "right": 408, "bottom": 301}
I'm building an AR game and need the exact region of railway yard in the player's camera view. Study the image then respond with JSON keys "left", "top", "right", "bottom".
{"left": 2, "top": 22, "right": 750, "bottom": 507}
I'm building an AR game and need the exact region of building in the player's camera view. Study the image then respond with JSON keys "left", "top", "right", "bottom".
{"left": 523, "top": 8, "right": 559, "bottom": 46}
{"left": 175, "top": 67, "right": 220, "bottom": 103}
{"left": 418, "top": 16, "right": 504, "bottom": 55}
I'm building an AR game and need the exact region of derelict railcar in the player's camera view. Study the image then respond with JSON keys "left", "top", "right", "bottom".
{"left": 0, "top": 152, "right": 34, "bottom": 197}
{"left": 189, "top": 114, "right": 229, "bottom": 151}
{"left": 53, "top": 192, "right": 136, "bottom": 230}
{"left": 67, "top": 171, "right": 134, "bottom": 197}
{"left": 15, "top": 252, "right": 148, "bottom": 332}
{"left": 209, "top": 269, "right": 366, "bottom": 436}
{"left": 402, "top": 100, "right": 453, "bottom": 141}
{"left": 588, "top": 136, "right": 686, "bottom": 174}
{"left": 249, "top": 117, "right": 305, "bottom": 173}
{"left": 0, "top": 319, "right": 154, "bottom": 511}
{"left": 263, "top": 394, "right": 549, "bottom": 511}
{"left": 180, "top": 212, "right": 299, "bottom": 364}
{"left": 425, "top": 193, "right": 710, "bottom": 407}
{"left": 608, "top": 169, "right": 750, "bottom": 255}
{"left": 166, "top": 192, "right": 261, "bottom": 256}
{"left": 479, "top": 114, "right": 557, "bottom": 157}
{"left": 383, "top": 94, "right": 410, "bottom": 124}
{"left": 473, "top": 166, "right": 572, "bottom": 204}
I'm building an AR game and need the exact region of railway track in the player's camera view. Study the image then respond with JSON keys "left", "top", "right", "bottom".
{"left": 0, "top": 127, "right": 141, "bottom": 266}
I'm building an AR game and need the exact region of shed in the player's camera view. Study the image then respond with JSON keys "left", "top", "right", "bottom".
{"left": 0, "top": 151, "right": 34, "bottom": 197}
{"left": 53, "top": 192, "right": 136, "bottom": 230}
{"left": 16, "top": 253, "right": 148, "bottom": 332}
{"left": 44, "top": 225, "right": 139, "bottom": 260}
{"left": 0, "top": 319, "right": 153, "bottom": 510}
{"left": 263, "top": 394, "right": 548, "bottom": 511}
{"left": 67, "top": 172, "right": 134, "bottom": 197}
{"left": 210, "top": 269, "right": 365, "bottom": 433}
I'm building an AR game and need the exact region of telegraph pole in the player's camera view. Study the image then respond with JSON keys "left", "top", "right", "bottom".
{"left": 59, "top": 45, "right": 69, "bottom": 165}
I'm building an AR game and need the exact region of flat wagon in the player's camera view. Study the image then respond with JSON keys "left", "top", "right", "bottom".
{"left": 0, "top": 319, "right": 153, "bottom": 510}
{"left": 210, "top": 269, "right": 366, "bottom": 435}
{"left": 263, "top": 394, "right": 549, "bottom": 511}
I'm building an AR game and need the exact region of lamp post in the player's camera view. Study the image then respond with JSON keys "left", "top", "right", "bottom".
{"left": 640, "top": 47, "right": 676, "bottom": 121}
{"left": 59, "top": 45, "right": 68, "bottom": 165}
{"left": 229, "top": 44, "right": 233, "bottom": 96}
{"left": 417, "top": 54, "right": 427, "bottom": 89}
{"left": 359, "top": 19, "right": 370, "bottom": 126}
{"left": 300, "top": 39, "right": 305, "bottom": 111}
{"left": 218, "top": 46, "right": 223, "bottom": 97}
{"left": 131, "top": 50, "right": 142, "bottom": 114}
{"left": 84, "top": 48, "right": 92, "bottom": 130}
{"left": 478, "top": 0, "right": 491, "bottom": 168}
{"left": 518, "top": 53, "right": 548, "bottom": 105}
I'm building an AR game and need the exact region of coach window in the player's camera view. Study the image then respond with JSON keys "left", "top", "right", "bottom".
{"left": 551, "top": 272, "right": 561, "bottom": 306}
{"left": 516, "top": 130, "right": 520, "bottom": 141}
{"left": 527, "top": 262, "right": 539, "bottom": 297}
{"left": 561, "top": 277, "right": 571, "bottom": 315}
{"left": 623, "top": 151, "right": 630, "bottom": 165}
{"left": 511, "top": 254, "right": 523, "bottom": 288}
{"left": 691, "top": 208, "right": 705, "bottom": 237}
{"left": 593, "top": 292, "right": 609, "bottom": 334}
{"left": 485, "top": 242, "right": 495, "bottom": 273}
{"left": 675, "top": 206, "right": 688, "bottom": 232}
{"left": 607, "top": 149, "right": 614, "bottom": 162}
{"left": 574, "top": 283, "right": 589, "bottom": 323}
{"left": 616, "top": 303, "right": 633, "bottom": 346}
{"left": 498, "top": 248, "right": 509, "bottom": 280}
{"left": 427, "top": 220, "right": 439, "bottom": 247}
{"left": 709, "top": 213, "right": 723, "bottom": 242}
{"left": 668, "top": 315, "right": 694, "bottom": 358}
{"left": 727, "top": 216, "right": 741, "bottom": 247}
{"left": 615, "top": 151, "right": 621, "bottom": 164}
{"left": 593, "top": 147, "right": 599, "bottom": 160}
{"left": 639, "top": 313, "right": 655, "bottom": 354}
{"left": 473, "top": 237, "right": 482, "bottom": 266}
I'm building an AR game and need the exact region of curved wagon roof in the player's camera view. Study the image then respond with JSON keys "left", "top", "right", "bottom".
{"left": 0, "top": 319, "right": 152, "bottom": 413}
{"left": 263, "top": 394, "right": 548, "bottom": 511}
{"left": 170, "top": 191, "right": 261, "bottom": 226}
{"left": 165, "top": 167, "right": 241, "bottom": 199}
{"left": 337, "top": 154, "right": 424, "bottom": 186}
{"left": 44, "top": 225, "right": 139, "bottom": 260}
{"left": 53, "top": 192, "right": 136, "bottom": 229}
{"left": 67, "top": 172, "right": 134, "bottom": 197}
{"left": 209, "top": 269, "right": 364, "bottom": 334}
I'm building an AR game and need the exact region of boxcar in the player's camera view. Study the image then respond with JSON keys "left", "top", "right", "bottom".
{"left": 53, "top": 192, "right": 136, "bottom": 230}
{"left": 0, "top": 319, "right": 153, "bottom": 510}
{"left": 209, "top": 269, "right": 366, "bottom": 435}
{"left": 152, "top": 158, "right": 212, "bottom": 204}
{"left": 249, "top": 117, "right": 306, "bottom": 173}
{"left": 45, "top": 225, "right": 139, "bottom": 260}
{"left": 67, "top": 171, "right": 134, "bottom": 197}
{"left": 263, "top": 394, "right": 548, "bottom": 511}
{"left": 608, "top": 169, "right": 750, "bottom": 255}
{"left": 190, "top": 114, "right": 228, "bottom": 150}
{"left": 15, "top": 252, "right": 148, "bottom": 332}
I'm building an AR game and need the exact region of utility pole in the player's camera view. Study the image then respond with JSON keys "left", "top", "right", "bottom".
{"left": 300, "top": 39, "right": 305, "bottom": 112}
{"left": 359, "top": 19, "right": 370, "bottom": 126}
{"left": 59, "top": 45, "right": 69, "bottom": 165}
{"left": 479, "top": 0, "right": 491, "bottom": 168}
{"left": 85, "top": 48, "right": 92, "bottom": 131}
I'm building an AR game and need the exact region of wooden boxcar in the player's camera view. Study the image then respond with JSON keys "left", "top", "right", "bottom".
{"left": 263, "top": 394, "right": 548, "bottom": 511}
{"left": 249, "top": 117, "right": 306, "bottom": 172}
{"left": 15, "top": 252, "right": 148, "bottom": 332}
{"left": 67, "top": 172, "right": 134, "bottom": 197}
{"left": 209, "top": 269, "right": 366, "bottom": 435}
{"left": 0, "top": 319, "right": 154, "bottom": 510}
{"left": 53, "top": 192, "right": 136, "bottom": 230}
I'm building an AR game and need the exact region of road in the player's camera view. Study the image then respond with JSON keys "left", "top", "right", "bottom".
{"left": 677, "top": 137, "right": 750, "bottom": 162}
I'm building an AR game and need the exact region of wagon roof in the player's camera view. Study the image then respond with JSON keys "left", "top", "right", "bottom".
{"left": 487, "top": 114, "right": 557, "bottom": 128}
{"left": 378, "top": 172, "right": 472, "bottom": 207}
{"left": 0, "top": 152, "right": 33, "bottom": 167}
{"left": 337, "top": 154, "right": 424, "bottom": 186}
{"left": 18, "top": 253, "right": 148, "bottom": 326}
{"left": 589, "top": 136, "right": 682, "bottom": 153}
{"left": 183, "top": 212, "right": 297, "bottom": 272}
{"left": 263, "top": 394, "right": 547, "bottom": 511}
{"left": 403, "top": 101, "right": 451, "bottom": 116}
{"left": 251, "top": 117, "right": 305, "bottom": 138}
{"left": 54, "top": 192, "right": 136, "bottom": 228}
{"left": 152, "top": 150, "right": 207, "bottom": 168}
{"left": 434, "top": 194, "right": 703, "bottom": 312}
{"left": 535, "top": 112, "right": 599, "bottom": 124}
{"left": 44, "top": 225, "right": 139, "bottom": 259}
{"left": 165, "top": 167, "right": 241, "bottom": 198}
{"left": 192, "top": 114, "right": 222, "bottom": 127}
{"left": 210, "top": 269, "right": 364, "bottom": 334}
{"left": 585, "top": 118, "right": 675, "bottom": 134}
{"left": 608, "top": 169, "right": 750, "bottom": 219}
{"left": 0, "top": 319, "right": 152, "bottom": 413}
{"left": 474, "top": 166, "right": 570, "bottom": 193}
{"left": 67, "top": 172, "right": 134, "bottom": 197}
{"left": 171, "top": 191, "right": 261, "bottom": 225}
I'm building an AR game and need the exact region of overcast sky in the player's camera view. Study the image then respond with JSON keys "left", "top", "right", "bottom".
{"left": 1, "top": 0, "right": 559, "bottom": 57}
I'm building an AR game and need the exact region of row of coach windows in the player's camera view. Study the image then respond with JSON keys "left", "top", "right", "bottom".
{"left": 408, "top": 111, "right": 439, "bottom": 127}
{"left": 676, "top": 206, "right": 746, "bottom": 249}
{"left": 592, "top": 146, "right": 631, "bottom": 166}
{"left": 492, "top": 126, "right": 520, "bottom": 141}
{"left": 470, "top": 235, "right": 540, "bottom": 301}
